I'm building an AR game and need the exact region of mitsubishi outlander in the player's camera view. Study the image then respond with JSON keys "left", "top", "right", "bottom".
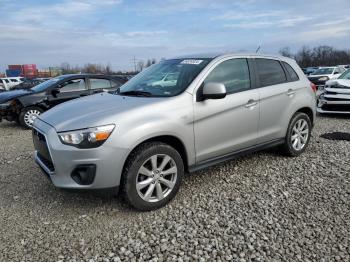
{"left": 32, "top": 53, "right": 316, "bottom": 211}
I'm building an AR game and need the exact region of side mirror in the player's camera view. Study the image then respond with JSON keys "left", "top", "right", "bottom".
{"left": 201, "top": 82, "right": 226, "bottom": 100}
{"left": 51, "top": 88, "right": 60, "bottom": 97}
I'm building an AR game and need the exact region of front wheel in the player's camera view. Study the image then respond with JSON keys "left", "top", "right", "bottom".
{"left": 19, "top": 106, "right": 43, "bottom": 129}
{"left": 281, "top": 112, "right": 311, "bottom": 157}
{"left": 121, "top": 142, "right": 184, "bottom": 211}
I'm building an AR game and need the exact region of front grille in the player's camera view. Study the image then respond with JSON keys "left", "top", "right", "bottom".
{"left": 321, "top": 104, "right": 350, "bottom": 112}
{"left": 330, "top": 85, "right": 350, "bottom": 89}
{"left": 324, "top": 97, "right": 350, "bottom": 101}
{"left": 32, "top": 129, "right": 55, "bottom": 172}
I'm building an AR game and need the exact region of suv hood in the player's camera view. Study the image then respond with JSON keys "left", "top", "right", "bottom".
{"left": 38, "top": 93, "right": 165, "bottom": 132}
{"left": 326, "top": 79, "right": 350, "bottom": 88}
{"left": 0, "top": 89, "right": 32, "bottom": 104}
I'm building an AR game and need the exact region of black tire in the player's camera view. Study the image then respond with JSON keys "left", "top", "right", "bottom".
{"left": 19, "top": 106, "right": 43, "bottom": 129}
{"left": 121, "top": 142, "right": 184, "bottom": 211}
{"left": 281, "top": 112, "right": 311, "bottom": 157}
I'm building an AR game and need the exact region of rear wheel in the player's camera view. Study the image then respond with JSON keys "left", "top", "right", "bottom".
{"left": 121, "top": 142, "right": 184, "bottom": 211}
{"left": 19, "top": 106, "right": 43, "bottom": 129}
{"left": 281, "top": 112, "right": 311, "bottom": 156}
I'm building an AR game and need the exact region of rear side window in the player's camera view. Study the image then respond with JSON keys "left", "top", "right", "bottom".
{"left": 111, "top": 79, "right": 123, "bottom": 88}
{"left": 283, "top": 62, "right": 299, "bottom": 81}
{"left": 204, "top": 58, "right": 251, "bottom": 94}
{"left": 90, "top": 78, "right": 112, "bottom": 89}
{"left": 256, "top": 59, "right": 287, "bottom": 87}
{"left": 60, "top": 78, "right": 86, "bottom": 92}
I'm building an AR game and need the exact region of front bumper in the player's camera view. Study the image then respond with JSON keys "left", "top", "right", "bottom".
{"left": 317, "top": 97, "right": 350, "bottom": 114}
{"left": 32, "top": 118, "right": 129, "bottom": 189}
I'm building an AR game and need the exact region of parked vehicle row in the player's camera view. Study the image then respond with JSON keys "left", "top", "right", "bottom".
{"left": 11, "top": 78, "right": 46, "bottom": 90}
{"left": 317, "top": 69, "right": 350, "bottom": 114}
{"left": 0, "top": 74, "right": 126, "bottom": 128}
{"left": 0, "top": 77, "right": 25, "bottom": 91}
{"left": 32, "top": 53, "right": 316, "bottom": 210}
{"left": 307, "top": 66, "right": 346, "bottom": 91}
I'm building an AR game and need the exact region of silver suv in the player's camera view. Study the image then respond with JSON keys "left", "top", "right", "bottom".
{"left": 32, "top": 53, "right": 316, "bottom": 210}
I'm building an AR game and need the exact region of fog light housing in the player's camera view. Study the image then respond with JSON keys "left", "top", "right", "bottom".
{"left": 71, "top": 164, "right": 96, "bottom": 185}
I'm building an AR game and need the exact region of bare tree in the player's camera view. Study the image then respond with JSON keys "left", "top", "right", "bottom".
{"left": 137, "top": 61, "right": 145, "bottom": 72}
{"left": 145, "top": 59, "right": 152, "bottom": 68}
{"left": 279, "top": 47, "right": 293, "bottom": 58}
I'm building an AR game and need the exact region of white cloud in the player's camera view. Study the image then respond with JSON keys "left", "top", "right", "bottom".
{"left": 12, "top": 0, "right": 122, "bottom": 25}
{"left": 216, "top": 9, "right": 312, "bottom": 29}
{"left": 125, "top": 31, "right": 168, "bottom": 37}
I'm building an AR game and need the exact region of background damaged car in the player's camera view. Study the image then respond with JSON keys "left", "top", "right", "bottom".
{"left": 318, "top": 69, "right": 350, "bottom": 114}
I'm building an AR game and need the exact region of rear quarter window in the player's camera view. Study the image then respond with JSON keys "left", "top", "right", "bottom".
{"left": 255, "top": 59, "right": 287, "bottom": 87}
{"left": 282, "top": 62, "right": 299, "bottom": 82}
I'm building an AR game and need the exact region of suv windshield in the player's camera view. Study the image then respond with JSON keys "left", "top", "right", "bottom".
{"left": 311, "top": 68, "right": 334, "bottom": 75}
{"left": 31, "top": 76, "right": 65, "bottom": 92}
{"left": 119, "top": 59, "right": 211, "bottom": 97}
{"left": 338, "top": 69, "right": 350, "bottom": 80}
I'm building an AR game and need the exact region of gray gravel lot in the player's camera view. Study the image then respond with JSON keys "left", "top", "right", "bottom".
{"left": 0, "top": 115, "right": 349, "bottom": 261}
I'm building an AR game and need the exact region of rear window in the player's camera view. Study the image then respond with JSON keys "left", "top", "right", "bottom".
{"left": 256, "top": 59, "right": 287, "bottom": 87}
{"left": 283, "top": 62, "right": 299, "bottom": 82}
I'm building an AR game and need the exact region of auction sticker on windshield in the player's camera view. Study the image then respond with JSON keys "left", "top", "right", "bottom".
{"left": 180, "top": 59, "right": 203, "bottom": 65}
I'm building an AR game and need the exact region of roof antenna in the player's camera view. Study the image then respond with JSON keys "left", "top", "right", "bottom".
{"left": 255, "top": 46, "right": 261, "bottom": 53}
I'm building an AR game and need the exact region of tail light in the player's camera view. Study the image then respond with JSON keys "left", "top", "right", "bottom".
{"left": 310, "top": 82, "right": 317, "bottom": 93}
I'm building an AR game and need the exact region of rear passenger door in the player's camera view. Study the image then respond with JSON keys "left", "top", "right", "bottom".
{"left": 194, "top": 58, "right": 259, "bottom": 163}
{"left": 254, "top": 58, "right": 301, "bottom": 143}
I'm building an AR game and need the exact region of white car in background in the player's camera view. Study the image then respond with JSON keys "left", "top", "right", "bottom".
{"left": 318, "top": 69, "right": 350, "bottom": 114}
{"left": 0, "top": 78, "right": 13, "bottom": 91}
{"left": 308, "top": 66, "right": 345, "bottom": 91}
{"left": 0, "top": 77, "right": 24, "bottom": 91}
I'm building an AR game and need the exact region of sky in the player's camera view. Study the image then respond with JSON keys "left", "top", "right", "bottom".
{"left": 0, "top": 0, "right": 350, "bottom": 71}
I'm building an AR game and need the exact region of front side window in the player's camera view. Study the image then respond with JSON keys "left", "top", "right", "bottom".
{"left": 283, "top": 62, "right": 299, "bottom": 82}
{"left": 256, "top": 59, "right": 287, "bottom": 87}
{"left": 119, "top": 59, "right": 211, "bottom": 97}
{"left": 31, "top": 76, "right": 64, "bottom": 92}
{"left": 60, "top": 78, "right": 86, "bottom": 92}
{"left": 204, "top": 58, "right": 251, "bottom": 94}
{"left": 90, "top": 78, "right": 111, "bottom": 90}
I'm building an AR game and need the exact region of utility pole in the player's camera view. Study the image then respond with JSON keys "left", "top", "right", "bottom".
{"left": 132, "top": 56, "right": 137, "bottom": 72}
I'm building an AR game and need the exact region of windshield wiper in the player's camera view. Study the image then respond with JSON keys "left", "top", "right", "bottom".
{"left": 119, "top": 90, "right": 153, "bottom": 97}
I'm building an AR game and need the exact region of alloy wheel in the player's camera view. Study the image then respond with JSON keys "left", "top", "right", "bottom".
{"left": 136, "top": 154, "right": 177, "bottom": 203}
{"left": 291, "top": 119, "right": 309, "bottom": 151}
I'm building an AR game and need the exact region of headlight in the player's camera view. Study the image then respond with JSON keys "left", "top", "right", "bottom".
{"left": 58, "top": 124, "right": 115, "bottom": 148}
{"left": 319, "top": 76, "right": 329, "bottom": 81}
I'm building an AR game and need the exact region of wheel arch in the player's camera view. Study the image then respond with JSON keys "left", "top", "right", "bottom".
{"left": 295, "top": 107, "right": 314, "bottom": 126}
{"left": 122, "top": 135, "right": 189, "bottom": 174}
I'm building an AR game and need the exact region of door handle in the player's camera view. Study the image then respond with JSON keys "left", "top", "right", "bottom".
{"left": 287, "top": 89, "right": 296, "bottom": 96}
{"left": 245, "top": 99, "right": 258, "bottom": 108}
{"left": 80, "top": 94, "right": 88, "bottom": 97}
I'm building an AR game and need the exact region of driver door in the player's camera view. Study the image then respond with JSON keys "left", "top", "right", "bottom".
{"left": 47, "top": 78, "right": 89, "bottom": 107}
{"left": 193, "top": 58, "right": 259, "bottom": 163}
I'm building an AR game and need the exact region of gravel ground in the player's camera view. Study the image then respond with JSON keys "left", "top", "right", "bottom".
{"left": 0, "top": 115, "right": 349, "bottom": 261}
